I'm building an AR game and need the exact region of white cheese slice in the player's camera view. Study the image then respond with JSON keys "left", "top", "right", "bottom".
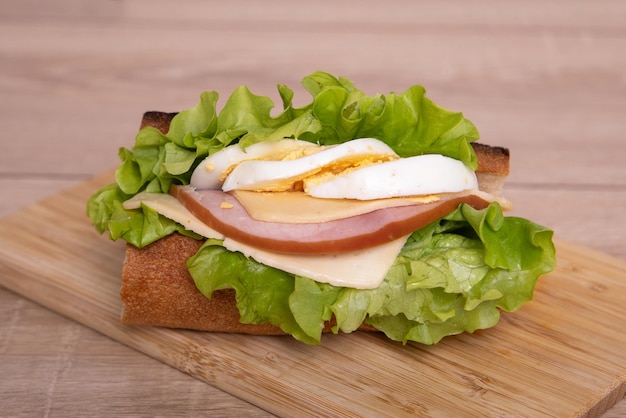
{"left": 223, "top": 235, "right": 408, "bottom": 289}
{"left": 123, "top": 192, "right": 407, "bottom": 289}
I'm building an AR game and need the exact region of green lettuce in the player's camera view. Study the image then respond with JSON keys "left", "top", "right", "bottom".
{"left": 87, "top": 71, "right": 556, "bottom": 345}
{"left": 187, "top": 203, "right": 555, "bottom": 345}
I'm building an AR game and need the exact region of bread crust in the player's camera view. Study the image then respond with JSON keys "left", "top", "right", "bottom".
{"left": 121, "top": 233, "right": 285, "bottom": 334}
{"left": 472, "top": 142, "right": 509, "bottom": 176}
{"left": 121, "top": 232, "right": 376, "bottom": 334}
{"left": 139, "top": 111, "right": 178, "bottom": 134}
{"left": 118, "top": 111, "right": 509, "bottom": 334}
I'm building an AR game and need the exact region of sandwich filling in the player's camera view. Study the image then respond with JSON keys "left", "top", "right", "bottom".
{"left": 123, "top": 137, "right": 509, "bottom": 289}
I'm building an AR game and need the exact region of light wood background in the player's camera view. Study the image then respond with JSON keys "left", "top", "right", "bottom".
{"left": 1, "top": 0, "right": 625, "bottom": 416}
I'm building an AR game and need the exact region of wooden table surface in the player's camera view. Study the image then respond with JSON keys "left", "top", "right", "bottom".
{"left": 1, "top": 1, "right": 625, "bottom": 416}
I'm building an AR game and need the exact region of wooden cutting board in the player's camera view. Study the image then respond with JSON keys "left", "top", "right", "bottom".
{"left": 1, "top": 171, "right": 625, "bottom": 417}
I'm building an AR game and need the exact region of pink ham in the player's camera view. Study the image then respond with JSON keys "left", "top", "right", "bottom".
{"left": 170, "top": 185, "right": 490, "bottom": 254}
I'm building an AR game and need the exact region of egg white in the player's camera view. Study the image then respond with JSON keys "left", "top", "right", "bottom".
{"left": 191, "top": 138, "right": 477, "bottom": 200}
{"left": 190, "top": 139, "right": 318, "bottom": 190}
{"left": 221, "top": 138, "right": 398, "bottom": 192}
{"left": 305, "top": 154, "right": 478, "bottom": 200}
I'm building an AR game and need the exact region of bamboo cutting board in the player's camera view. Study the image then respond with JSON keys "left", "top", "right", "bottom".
{"left": 1, "top": 171, "right": 625, "bottom": 417}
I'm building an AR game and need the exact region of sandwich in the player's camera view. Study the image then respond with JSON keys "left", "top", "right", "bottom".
{"left": 87, "top": 71, "right": 556, "bottom": 345}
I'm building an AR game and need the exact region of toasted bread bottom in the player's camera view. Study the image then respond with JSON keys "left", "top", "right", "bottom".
{"left": 121, "top": 232, "right": 378, "bottom": 334}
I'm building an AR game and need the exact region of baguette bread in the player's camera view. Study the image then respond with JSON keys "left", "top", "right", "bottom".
{"left": 120, "top": 111, "right": 510, "bottom": 334}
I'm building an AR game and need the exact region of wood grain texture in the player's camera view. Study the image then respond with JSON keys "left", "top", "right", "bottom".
{"left": 1, "top": 0, "right": 625, "bottom": 415}
{"left": 0, "top": 287, "right": 270, "bottom": 417}
{"left": 0, "top": 172, "right": 625, "bottom": 417}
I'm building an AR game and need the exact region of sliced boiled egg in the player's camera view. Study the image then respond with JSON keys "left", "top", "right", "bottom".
{"left": 305, "top": 154, "right": 478, "bottom": 200}
{"left": 221, "top": 138, "right": 398, "bottom": 192}
{"left": 190, "top": 139, "right": 319, "bottom": 189}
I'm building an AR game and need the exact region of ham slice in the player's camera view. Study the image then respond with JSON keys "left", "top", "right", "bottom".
{"left": 170, "top": 185, "right": 492, "bottom": 254}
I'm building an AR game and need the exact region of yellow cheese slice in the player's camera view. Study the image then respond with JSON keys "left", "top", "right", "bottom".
{"left": 123, "top": 192, "right": 407, "bottom": 289}
{"left": 233, "top": 189, "right": 512, "bottom": 223}
{"left": 232, "top": 190, "right": 440, "bottom": 223}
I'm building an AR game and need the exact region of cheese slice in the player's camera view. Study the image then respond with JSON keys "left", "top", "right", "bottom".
{"left": 124, "top": 192, "right": 224, "bottom": 239}
{"left": 223, "top": 236, "right": 408, "bottom": 289}
{"left": 123, "top": 192, "right": 407, "bottom": 289}
{"left": 233, "top": 190, "right": 440, "bottom": 223}
{"left": 233, "top": 189, "right": 512, "bottom": 223}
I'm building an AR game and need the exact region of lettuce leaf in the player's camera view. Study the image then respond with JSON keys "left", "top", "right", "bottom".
{"left": 86, "top": 183, "right": 200, "bottom": 248}
{"left": 302, "top": 73, "right": 479, "bottom": 165}
{"left": 187, "top": 203, "right": 556, "bottom": 345}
